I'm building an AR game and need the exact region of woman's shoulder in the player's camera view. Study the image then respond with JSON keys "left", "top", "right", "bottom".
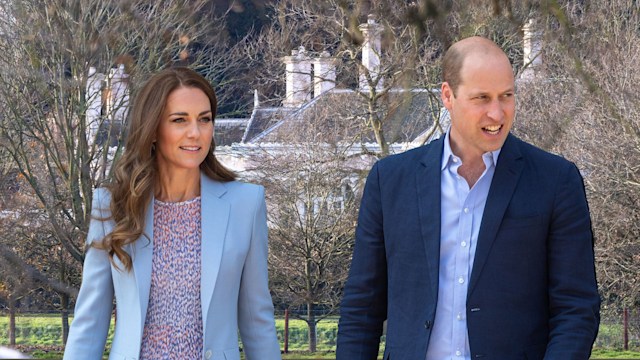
{"left": 91, "top": 187, "right": 112, "bottom": 217}
{"left": 222, "top": 181, "right": 265, "bottom": 203}
{"left": 224, "top": 180, "right": 263, "bottom": 193}
{"left": 202, "top": 177, "right": 264, "bottom": 202}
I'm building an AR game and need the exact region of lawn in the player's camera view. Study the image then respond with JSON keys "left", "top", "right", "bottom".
{"left": 2, "top": 314, "right": 639, "bottom": 359}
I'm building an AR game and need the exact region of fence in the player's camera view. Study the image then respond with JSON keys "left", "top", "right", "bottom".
{"left": 0, "top": 310, "right": 638, "bottom": 352}
{"left": 595, "top": 310, "right": 640, "bottom": 350}
{"left": 275, "top": 309, "right": 640, "bottom": 353}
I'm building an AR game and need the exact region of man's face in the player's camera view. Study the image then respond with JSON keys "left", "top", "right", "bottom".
{"left": 441, "top": 52, "right": 515, "bottom": 161}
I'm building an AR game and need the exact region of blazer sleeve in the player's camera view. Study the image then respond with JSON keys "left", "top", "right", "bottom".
{"left": 63, "top": 188, "right": 114, "bottom": 360}
{"left": 336, "top": 162, "right": 387, "bottom": 359}
{"left": 545, "top": 163, "right": 600, "bottom": 359}
{"left": 237, "top": 185, "right": 282, "bottom": 360}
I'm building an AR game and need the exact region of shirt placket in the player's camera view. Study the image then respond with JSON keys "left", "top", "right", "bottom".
{"left": 452, "top": 162, "right": 472, "bottom": 360}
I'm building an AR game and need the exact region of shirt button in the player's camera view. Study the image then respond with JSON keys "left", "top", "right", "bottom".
{"left": 205, "top": 350, "right": 212, "bottom": 359}
{"left": 458, "top": 277, "right": 464, "bottom": 284}
{"left": 461, "top": 241, "right": 467, "bottom": 247}
{"left": 456, "top": 350, "right": 462, "bottom": 356}
{"left": 457, "top": 312, "right": 462, "bottom": 320}
{"left": 463, "top": 207, "right": 469, "bottom": 213}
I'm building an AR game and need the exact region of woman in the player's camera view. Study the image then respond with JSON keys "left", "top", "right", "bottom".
{"left": 63, "top": 67, "right": 282, "bottom": 360}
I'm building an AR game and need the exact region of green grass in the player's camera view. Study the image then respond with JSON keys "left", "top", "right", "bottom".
{"left": 5, "top": 346, "right": 640, "bottom": 359}
{"left": 0, "top": 314, "right": 67, "bottom": 346}
{"left": 2, "top": 314, "right": 640, "bottom": 359}
{"left": 591, "top": 349, "right": 640, "bottom": 359}
{"left": 0, "top": 314, "right": 115, "bottom": 347}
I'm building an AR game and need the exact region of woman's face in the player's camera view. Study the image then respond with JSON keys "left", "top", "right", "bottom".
{"left": 155, "top": 86, "right": 213, "bottom": 177}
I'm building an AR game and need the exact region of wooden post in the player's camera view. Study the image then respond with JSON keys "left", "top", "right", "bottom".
{"left": 284, "top": 308, "right": 289, "bottom": 354}
{"left": 8, "top": 298, "right": 15, "bottom": 346}
{"left": 623, "top": 307, "right": 629, "bottom": 351}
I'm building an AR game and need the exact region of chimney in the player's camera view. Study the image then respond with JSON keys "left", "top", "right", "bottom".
{"left": 522, "top": 18, "right": 543, "bottom": 79}
{"left": 312, "top": 51, "right": 336, "bottom": 98}
{"left": 283, "top": 46, "right": 312, "bottom": 107}
{"left": 86, "top": 66, "right": 104, "bottom": 142}
{"left": 359, "top": 14, "right": 384, "bottom": 91}
{"left": 108, "top": 64, "right": 129, "bottom": 124}
{"left": 253, "top": 89, "right": 260, "bottom": 108}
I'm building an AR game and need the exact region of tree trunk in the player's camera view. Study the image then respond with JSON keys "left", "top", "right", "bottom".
{"left": 8, "top": 297, "right": 16, "bottom": 346}
{"left": 61, "top": 292, "right": 70, "bottom": 344}
{"left": 283, "top": 308, "right": 289, "bottom": 354}
{"left": 369, "top": 113, "right": 388, "bottom": 157}
{"left": 307, "top": 302, "right": 317, "bottom": 352}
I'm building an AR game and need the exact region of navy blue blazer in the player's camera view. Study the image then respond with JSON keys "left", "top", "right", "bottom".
{"left": 337, "top": 134, "right": 600, "bottom": 360}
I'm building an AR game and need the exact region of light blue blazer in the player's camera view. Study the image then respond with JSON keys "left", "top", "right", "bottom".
{"left": 63, "top": 174, "right": 282, "bottom": 360}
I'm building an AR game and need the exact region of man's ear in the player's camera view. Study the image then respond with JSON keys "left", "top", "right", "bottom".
{"left": 441, "top": 82, "right": 454, "bottom": 109}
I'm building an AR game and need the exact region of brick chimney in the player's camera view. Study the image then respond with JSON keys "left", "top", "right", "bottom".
{"left": 283, "top": 46, "right": 312, "bottom": 107}
{"left": 86, "top": 66, "right": 104, "bottom": 141}
{"left": 312, "top": 51, "right": 336, "bottom": 98}
{"left": 522, "top": 18, "right": 543, "bottom": 79}
{"left": 359, "top": 14, "right": 384, "bottom": 91}
{"left": 108, "top": 64, "right": 129, "bottom": 124}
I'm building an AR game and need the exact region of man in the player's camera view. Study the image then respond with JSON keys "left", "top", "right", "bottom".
{"left": 336, "top": 36, "right": 600, "bottom": 359}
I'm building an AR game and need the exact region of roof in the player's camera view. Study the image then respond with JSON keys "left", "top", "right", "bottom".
{"left": 214, "top": 118, "right": 250, "bottom": 146}
{"left": 244, "top": 88, "right": 442, "bottom": 144}
{"left": 241, "top": 107, "right": 295, "bottom": 143}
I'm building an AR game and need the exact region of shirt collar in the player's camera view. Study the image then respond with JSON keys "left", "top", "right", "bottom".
{"left": 441, "top": 129, "right": 502, "bottom": 171}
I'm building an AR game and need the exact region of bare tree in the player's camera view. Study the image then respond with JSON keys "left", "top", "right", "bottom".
{"left": 255, "top": 143, "right": 359, "bottom": 352}
{"left": 246, "top": 113, "right": 364, "bottom": 352}
{"left": 512, "top": 0, "right": 640, "bottom": 320}
{"left": 243, "top": 0, "right": 449, "bottom": 157}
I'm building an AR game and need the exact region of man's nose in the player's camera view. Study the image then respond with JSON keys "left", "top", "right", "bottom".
{"left": 487, "top": 99, "right": 503, "bottom": 120}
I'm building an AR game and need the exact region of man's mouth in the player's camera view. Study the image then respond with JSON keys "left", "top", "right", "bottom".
{"left": 483, "top": 125, "right": 502, "bottom": 135}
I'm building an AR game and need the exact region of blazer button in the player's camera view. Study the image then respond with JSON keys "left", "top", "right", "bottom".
{"left": 424, "top": 320, "right": 433, "bottom": 329}
{"left": 205, "top": 349, "right": 212, "bottom": 359}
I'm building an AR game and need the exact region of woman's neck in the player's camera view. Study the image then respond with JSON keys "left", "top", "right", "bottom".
{"left": 155, "top": 169, "right": 201, "bottom": 203}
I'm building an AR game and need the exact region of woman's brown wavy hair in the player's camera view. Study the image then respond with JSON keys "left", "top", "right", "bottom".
{"left": 99, "top": 67, "right": 235, "bottom": 271}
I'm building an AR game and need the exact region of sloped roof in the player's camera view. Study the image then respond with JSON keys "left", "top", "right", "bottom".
{"left": 242, "top": 107, "right": 296, "bottom": 143}
{"left": 214, "top": 118, "right": 249, "bottom": 146}
{"left": 245, "top": 88, "right": 442, "bottom": 144}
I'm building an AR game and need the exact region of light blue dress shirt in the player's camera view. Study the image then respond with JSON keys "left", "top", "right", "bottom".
{"left": 426, "top": 131, "right": 501, "bottom": 360}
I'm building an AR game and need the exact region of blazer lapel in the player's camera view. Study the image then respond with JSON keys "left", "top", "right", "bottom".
{"left": 416, "top": 137, "right": 445, "bottom": 304}
{"left": 132, "top": 197, "right": 154, "bottom": 340}
{"left": 200, "top": 174, "right": 230, "bottom": 328}
{"left": 468, "top": 134, "right": 524, "bottom": 296}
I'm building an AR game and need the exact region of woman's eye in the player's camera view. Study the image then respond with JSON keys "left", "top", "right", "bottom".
{"left": 200, "top": 117, "right": 212, "bottom": 123}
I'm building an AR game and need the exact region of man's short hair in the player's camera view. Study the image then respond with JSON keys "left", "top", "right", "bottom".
{"left": 442, "top": 37, "right": 509, "bottom": 97}
{"left": 442, "top": 44, "right": 465, "bottom": 97}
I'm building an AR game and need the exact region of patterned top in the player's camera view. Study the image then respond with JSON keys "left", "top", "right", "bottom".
{"left": 139, "top": 197, "right": 203, "bottom": 360}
